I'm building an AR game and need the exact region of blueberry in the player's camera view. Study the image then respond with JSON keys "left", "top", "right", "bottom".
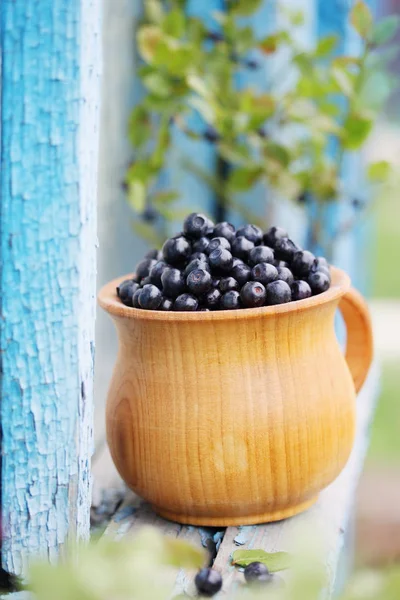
{"left": 200, "top": 308, "right": 210, "bottom": 312}
{"left": 236, "top": 224, "right": 263, "bottom": 245}
{"left": 141, "top": 204, "right": 159, "bottom": 222}
{"left": 183, "top": 212, "right": 210, "bottom": 239}
{"left": 209, "top": 248, "right": 234, "bottom": 272}
{"left": 203, "top": 288, "right": 221, "bottom": 310}
{"left": 219, "top": 277, "right": 239, "bottom": 293}
{"left": 145, "top": 248, "right": 163, "bottom": 260}
{"left": 230, "top": 262, "right": 252, "bottom": 286}
{"left": 231, "top": 236, "right": 254, "bottom": 260}
{"left": 132, "top": 288, "right": 141, "bottom": 308}
{"left": 274, "top": 259, "right": 289, "bottom": 269}
{"left": 190, "top": 252, "right": 208, "bottom": 262}
{"left": 138, "top": 284, "right": 162, "bottom": 310}
{"left": 248, "top": 245, "right": 274, "bottom": 266}
{"left": 213, "top": 221, "right": 236, "bottom": 242}
{"left": 149, "top": 260, "right": 168, "bottom": 287}
{"left": 161, "top": 267, "right": 186, "bottom": 298}
{"left": 251, "top": 263, "right": 278, "bottom": 285}
{"left": 187, "top": 268, "right": 212, "bottom": 296}
{"left": 232, "top": 257, "right": 244, "bottom": 268}
{"left": 162, "top": 236, "right": 191, "bottom": 264}
{"left": 195, "top": 568, "right": 223, "bottom": 597}
{"left": 220, "top": 290, "right": 241, "bottom": 310}
{"left": 276, "top": 266, "right": 294, "bottom": 286}
{"left": 159, "top": 297, "right": 173, "bottom": 311}
{"left": 184, "top": 258, "right": 210, "bottom": 278}
{"left": 265, "top": 280, "right": 291, "bottom": 305}
{"left": 291, "top": 250, "right": 315, "bottom": 276}
{"left": 206, "top": 31, "right": 224, "bottom": 42}
{"left": 173, "top": 293, "right": 199, "bottom": 311}
{"left": 192, "top": 236, "right": 210, "bottom": 253}
{"left": 246, "top": 58, "right": 259, "bottom": 69}
{"left": 240, "top": 281, "right": 266, "bottom": 308}
{"left": 203, "top": 126, "right": 220, "bottom": 144}
{"left": 140, "top": 276, "right": 151, "bottom": 287}
{"left": 117, "top": 279, "right": 139, "bottom": 307}
{"left": 310, "top": 257, "right": 331, "bottom": 279}
{"left": 136, "top": 258, "right": 157, "bottom": 280}
{"left": 207, "top": 236, "right": 231, "bottom": 254}
{"left": 291, "top": 280, "right": 312, "bottom": 301}
{"left": 212, "top": 276, "right": 221, "bottom": 288}
{"left": 244, "top": 562, "right": 271, "bottom": 584}
{"left": 263, "top": 226, "right": 288, "bottom": 248}
{"left": 308, "top": 271, "right": 330, "bottom": 294}
{"left": 274, "top": 237, "right": 300, "bottom": 261}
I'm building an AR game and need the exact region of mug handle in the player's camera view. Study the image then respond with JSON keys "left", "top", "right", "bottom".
{"left": 339, "top": 287, "right": 374, "bottom": 393}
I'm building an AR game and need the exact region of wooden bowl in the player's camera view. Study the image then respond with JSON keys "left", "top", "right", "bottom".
{"left": 98, "top": 267, "right": 373, "bottom": 526}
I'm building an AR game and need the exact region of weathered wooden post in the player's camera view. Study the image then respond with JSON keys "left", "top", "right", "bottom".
{"left": 0, "top": 0, "right": 101, "bottom": 575}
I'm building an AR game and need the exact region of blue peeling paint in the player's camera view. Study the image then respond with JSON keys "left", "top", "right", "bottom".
{"left": 113, "top": 505, "right": 137, "bottom": 523}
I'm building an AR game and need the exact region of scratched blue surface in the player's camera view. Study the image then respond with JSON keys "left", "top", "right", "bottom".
{"left": 0, "top": 0, "right": 96, "bottom": 575}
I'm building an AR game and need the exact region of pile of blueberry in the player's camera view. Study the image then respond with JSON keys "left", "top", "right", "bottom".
{"left": 194, "top": 562, "right": 284, "bottom": 596}
{"left": 117, "top": 213, "right": 331, "bottom": 312}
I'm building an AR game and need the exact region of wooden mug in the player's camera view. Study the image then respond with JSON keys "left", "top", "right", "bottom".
{"left": 98, "top": 267, "right": 373, "bottom": 526}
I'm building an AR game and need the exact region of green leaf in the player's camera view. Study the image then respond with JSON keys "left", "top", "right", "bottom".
{"left": 264, "top": 142, "right": 291, "bottom": 167}
{"left": 358, "top": 70, "right": 394, "bottom": 110}
{"left": 315, "top": 34, "right": 338, "bottom": 57}
{"left": 128, "top": 180, "right": 147, "bottom": 212}
{"left": 259, "top": 33, "right": 280, "bottom": 54}
{"left": 331, "top": 66, "right": 354, "bottom": 96}
{"left": 228, "top": 166, "right": 263, "bottom": 191}
{"left": 137, "top": 25, "right": 163, "bottom": 63}
{"left": 333, "top": 56, "right": 361, "bottom": 68}
{"left": 229, "top": 0, "right": 263, "bottom": 17}
{"left": 144, "top": 0, "right": 164, "bottom": 24}
{"left": 153, "top": 39, "right": 194, "bottom": 75}
{"left": 367, "top": 160, "right": 391, "bottom": 182}
{"left": 128, "top": 106, "right": 151, "bottom": 149}
{"left": 350, "top": 1, "right": 373, "bottom": 39}
{"left": 231, "top": 549, "right": 293, "bottom": 572}
{"left": 218, "top": 143, "right": 252, "bottom": 165}
{"left": 186, "top": 74, "right": 210, "bottom": 98}
{"left": 188, "top": 97, "right": 215, "bottom": 123}
{"left": 162, "top": 9, "right": 186, "bottom": 38}
{"left": 342, "top": 112, "right": 373, "bottom": 150}
{"left": 142, "top": 72, "right": 172, "bottom": 97}
{"left": 370, "top": 15, "right": 400, "bottom": 46}
{"left": 152, "top": 190, "right": 180, "bottom": 206}
{"left": 163, "top": 538, "right": 205, "bottom": 569}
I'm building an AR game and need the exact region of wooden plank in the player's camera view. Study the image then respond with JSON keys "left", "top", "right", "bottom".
{"left": 0, "top": 0, "right": 100, "bottom": 575}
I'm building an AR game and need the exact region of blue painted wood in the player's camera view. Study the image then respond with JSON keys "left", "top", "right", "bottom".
{"left": 0, "top": 0, "right": 101, "bottom": 575}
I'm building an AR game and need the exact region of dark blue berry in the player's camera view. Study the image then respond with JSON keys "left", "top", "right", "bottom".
{"left": 310, "top": 257, "right": 331, "bottom": 279}
{"left": 213, "top": 221, "right": 236, "bottom": 242}
{"left": 209, "top": 248, "right": 234, "bottom": 272}
{"left": 132, "top": 288, "right": 141, "bottom": 308}
{"left": 141, "top": 204, "right": 159, "bottom": 222}
{"left": 159, "top": 297, "right": 173, "bottom": 311}
{"left": 240, "top": 281, "right": 266, "bottom": 308}
{"left": 231, "top": 262, "right": 252, "bottom": 286}
{"left": 231, "top": 236, "right": 254, "bottom": 260}
{"left": 274, "top": 237, "right": 301, "bottom": 261}
{"left": 195, "top": 568, "right": 223, "bottom": 597}
{"left": 263, "top": 226, "right": 288, "bottom": 248}
{"left": 244, "top": 562, "right": 271, "bottom": 583}
{"left": 136, "top": 258, "right": 157, "bottom": 280}
{"left": 291, "top": 280, "right": 312, "bottom": 301}
{"left": 138, "top": 284, "right": 162, "bottom": 310}
{"left": 265, "top": 280, "right": 291, "bottom": 305}
{"left": 246, "top": 58, "right": 259, "bottom": 69}
{"left": 183, "top": 212, "right": 210, "bottom": 239}
{"left": 192, "top": 236, "right": 210, "bottom": 253}
{"left": 212, "top": 276, "right": 221, "bottom": 288}
{"left": 162, "top": 236, "right": 191, "bottom": 264}
{"left": 276, "top": 266, "right": 294, "bottom": 286}
{"left": 308, "top": 271, "right": 330, "bottom": 294}
{"left": 200, "top": 308, "right": 210, "bottom": 311}
{"left": 206, "top": 31, "right": 224, "bottom": 42}
{"left": 207, "top": 237, "right": 231, "bottom": 254}
{"left": 219, "top": 277, "right": 239, "bottom": 293}
{"left": 117, "top": 280, "right": 139, "bottom": 307}
{"left": 220, "top": 290, "right": 241, "bottom": 310}
{"left": 161, "top": 267, "right": 186, "bottom": 298}
{"left": 274, "top": 259, "right": 289, "bottom": 269}
{"left": 248, "top": 245, "right": 274, "bottom": 266}
{"left": 291, "top": 250, "right": 315, "bottom": 276}
{"left": 203, "top": 288, "right": 221, "bottom": 309}
{"left": 149, "top": 260, "right": 168, "bottom": 287}
{"left": 173, "top": 293, "right": 199, "bottom": 311}
{"left": 251, "top": 263, "right": 278, "bottom": 285}
{"left": 140, "top": 276, "right": 152, "bottom": 287}
{"left": 203, "top": 126, "right": 220, "bottom": 143}
{"left": 236, "top": 224, "right": 263, "bottom": 245}
{"left": 145, "top": 248, "right": 163, "bottom": 260}
{"left": 184, "top": 258, "right": 210, "bottom": 278}
{"left": 190, "top": 252, "right": 208, "bottom": 262}
{"left": 187, "top": 268, "right": 212, "bottom": 295}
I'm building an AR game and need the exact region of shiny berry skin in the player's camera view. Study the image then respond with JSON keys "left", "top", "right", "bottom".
{"left": 192, "top": 236, "right": 210, "bottom": 253}
{"left": 184, "top": 258, "right": 210, "bottom": 278}
{"left": 276, "top": 266, "right": 294, "bottom": 286}
{"left": 145, "top": 248, "right": 163, "bottom": 260}
{"left": 274, "top": 259, "right": 289, "bottom": 269}
{"left": 203, "top": 288, "right": 221, "bottom": 309}
{"left": 183, "top": 212, "right": 210, "bottom": 239}
{"left": 173, "top": 293, "right": 199, "bottom": 311}
{"left": 251, "top": 263, "right": 278, "bottom": 285}
{"left": 117, "top": 279, "right": 139, "bottom": 306}
{"left": 213, "top": 221, "right": 236, "bottom": 242}
{"left": 236, "top": 224, "right": 263, "bottom": 245}
{"left": 161, "top": 268, "right": 186, "bottom": 298}
{"left": 159, "top": 297, "right": 173, "bottom": 311}
{"left": 195, "top": 568, "right": 223, "bottom": 597}
{"left": 220, "top": 290, "right": 241, "bottom": 310}
{"left": 244, "top": 562, "right": 272, "bottom": 584}
{"left": 308, "top": 271, "right": 330, "bottom": 294}
{"left": 248, "top": 245, "right": 274, "bottom": 266}
{"left": 190, "top": 251, "right": 208, "bottom": 262}
{"left": 240, "top": 281, "right": 266, "bottom": 308}
{"left": 265, "top": 280, "right": 291, "bottom": 305}
{"left": 310, "top": 257, "right": 331, "bottom": 279}
{"left": 291, "top": 280, "right": 312, "bottom": 301}
{"left": 132, "top": 288, "right": 141, "bottom": 308}
{"left": 209, "top": 248, "right": 234, "bottom": 272}
{"left": 231, "top": 236, "right": 254, "bottom": 260}
{"left": 140, "top": 276, "right": 151, "bottom": 287}
{"left": 263, "top": 226, "right": 288, "bottom": 248}
{"left": 207, "top": 236, "right": 231, "bottom": 254}
{"left": 162, "top": 236, "right": 191, "bottom": 264}
{"left": 219, "top": 277, "right": 239, "bottom": 293}
{"left": 186, "top": 268, "right": 212, "bottom": 296}
{"left": 231, "top": 262, "right": 252, "bottom": 286}
{"left": 291, "top": 250, "right": 315, "bottom": 276}
{"left": 274, "top": 237, "right": 301, "bottom": 261}
{"left": 138, "top": 284, "right": 162, "bottom": 310}
{"left": 212, "top": 276, "right": 221, "bottom": 288}
{"left": 136, "top": 258, "right": 157, "bottom": 280}
{"left": 149, "top": 260, "right": 168, "bottom": 287}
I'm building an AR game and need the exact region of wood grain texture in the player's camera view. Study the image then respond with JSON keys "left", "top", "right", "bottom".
{"left": 99, "top": 267, "right": 373, "bottom": 526}
{"left": 0, "top": 0, "right": 100, "bottom": 574}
